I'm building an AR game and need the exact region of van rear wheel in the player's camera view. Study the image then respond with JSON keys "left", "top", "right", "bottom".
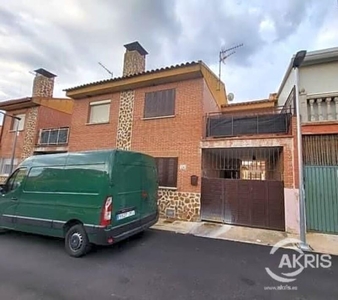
{"left": 65, "top": 224, "right": 91, "bottom": 257}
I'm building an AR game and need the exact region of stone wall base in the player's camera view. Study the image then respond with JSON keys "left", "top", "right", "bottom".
{"left": 158, "top": 189, "right": 201, "bottom": 221}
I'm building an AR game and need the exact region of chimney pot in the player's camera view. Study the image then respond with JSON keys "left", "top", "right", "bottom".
{"left": 123, "top": 41, "right": 148, "bottom": 77}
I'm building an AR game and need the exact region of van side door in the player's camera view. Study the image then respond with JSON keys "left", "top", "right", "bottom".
{"left": 0, "top": 168, "right": 27, "bottom": 229}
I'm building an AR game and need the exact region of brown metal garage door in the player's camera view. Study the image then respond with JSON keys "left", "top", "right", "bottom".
{"left": 201, "top": 178, "right": 285, "bottom": 231}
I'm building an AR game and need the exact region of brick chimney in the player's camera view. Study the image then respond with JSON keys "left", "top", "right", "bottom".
{"left": 123, "top": 41, "right": 148, "bottom": 76}
{"left": 32, "top": 68, "right": 57, "bottom": 98}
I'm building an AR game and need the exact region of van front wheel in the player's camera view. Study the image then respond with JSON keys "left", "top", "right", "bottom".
{"left": 65, "top": 224, "right": 91, "bottom": 257}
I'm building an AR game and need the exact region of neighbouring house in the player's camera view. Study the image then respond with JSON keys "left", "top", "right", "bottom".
{"left": 277, "top": 47, "right": 338, "bottom": 235}
{"left": 0, "top": 68, "right": 74, "bottom": 182}
{"left": 64, "top": 41, "right": 226, "bottom": 221}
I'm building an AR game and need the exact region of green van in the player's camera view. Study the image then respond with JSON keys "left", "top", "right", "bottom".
{"left": 0, "top": 149, "right": 159, "bottom": 257}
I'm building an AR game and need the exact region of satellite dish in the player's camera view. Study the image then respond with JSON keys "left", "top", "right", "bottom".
{"left": 227, "top": 93, "right": 235, "bottom": 101}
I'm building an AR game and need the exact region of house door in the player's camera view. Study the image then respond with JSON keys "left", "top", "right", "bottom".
{"left": 303, "top": 134, "right": 338, "bottom": 234}
{"left": 200, "top": 147, "right": 285, "bottom": 231}
{"left": 304, "top": 166, "right": 338, "bottom": 234}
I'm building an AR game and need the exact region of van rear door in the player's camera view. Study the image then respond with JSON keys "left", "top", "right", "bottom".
{"left": 112, "top": 164, "right": 142, "bottom": 227}
{"left": 140, "top": 164, "right": 158, "bottom": 220}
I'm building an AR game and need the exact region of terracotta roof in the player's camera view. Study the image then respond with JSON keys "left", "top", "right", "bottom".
{"left": 0, "top": 97, "right": 32, "bottom": 106}
{"left": 222, "top": 98, "right": 275, "bottom": 107}
{"left": 64, "top": 61, "right": 200, "bottom": 92}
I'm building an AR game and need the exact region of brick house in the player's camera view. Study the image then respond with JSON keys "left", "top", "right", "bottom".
{"left": 201, "top": 91, "right": 301, "bottom": 233}
{"left": 0, "top": 68, "right": 73, "bottom": 182}
{"left": 277, "top": 47, "right": 338, "bottom": 235}
{"left": 64, "top": 41, "right": 227, "bottom": 221}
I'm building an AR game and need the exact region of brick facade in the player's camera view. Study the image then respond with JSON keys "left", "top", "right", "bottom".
{"left": 0, "top": 108, "right": 28, "bottom": 159}
{"left": 302, "top": 122, "right": 338, "bottom": 135}
{"left": 68, "top": 93, "right": 120, "bottom": 151}
{"left": 131, "top": 78, "right": 205, "bottom": 220}
{"left": 68, "top": 77, "right": 213, "bottom": 221}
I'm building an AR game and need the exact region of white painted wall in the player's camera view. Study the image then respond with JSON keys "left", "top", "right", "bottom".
{"left": 299, "top": 61, "right": 338, "bottom": 95}
{"left": 299, "top": 62, "right": 338, "bottom": 95}
{"left": 278, "top": 61, "right": 338, "bottom": 122}
{"left": 278, "top": 70, "right": 295, "bottom": 107}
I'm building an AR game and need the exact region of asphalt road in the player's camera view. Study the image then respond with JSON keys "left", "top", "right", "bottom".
{"left": 0, "top": 229, "right": 337, "bottom": 300}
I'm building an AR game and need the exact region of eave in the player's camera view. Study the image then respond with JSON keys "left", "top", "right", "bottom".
{"left": 0, "top": 97, "right": 73, "bottom": 114}
{"left": 221, "top": 99, "right": 276, "bottom": 112}
{"left": 65, "top": 63, "right": 204, "bottom": 99}
{"left": 0, "top": 97, "right": 36, "bottom": 111}
{"left": 64, "top": 61, "right": 228, "bottom": 107}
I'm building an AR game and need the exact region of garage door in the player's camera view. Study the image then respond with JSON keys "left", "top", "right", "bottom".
{"left": 201, "top": 177, "right": 285, "bottom": 231}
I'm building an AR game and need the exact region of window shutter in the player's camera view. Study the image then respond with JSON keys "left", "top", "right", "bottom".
{"left": 89, "top": 103, "right": 110, "bottom": 123}
{"left": 144, "top": 89, "right": 175, "bottom": 118}
{"left": 167, "top": 158, "right": 178, "bottom": 187}
{"left": 155, "top": 157, "right": 178, "bottom": 187}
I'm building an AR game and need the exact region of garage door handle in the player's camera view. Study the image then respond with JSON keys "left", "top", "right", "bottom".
{"left": 11, "top": 197, "right": 18, "bottom": 201}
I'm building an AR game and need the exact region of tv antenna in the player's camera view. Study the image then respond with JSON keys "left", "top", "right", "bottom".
{"left": 98, "top": 62, "right": 113, "bottom": 78}
{"left": 218, "top": 43, "right": 243, "bottom": 90}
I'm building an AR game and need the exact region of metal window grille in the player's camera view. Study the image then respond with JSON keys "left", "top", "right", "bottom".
{"left": 202, "top": 147, "right": 283, "bottom": 181}
{"left": 39, "top": 127, "right": 69, "bottom": 146}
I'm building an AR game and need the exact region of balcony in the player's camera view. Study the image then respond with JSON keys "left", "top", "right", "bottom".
{"left": 205, "top": 106, "right": 292, "bottom": 138}
{"left": 306, "top": 94, "right": 338, "bottom": 122}
{"left": 37, "top": 127, "right": 69, "bottom": 146}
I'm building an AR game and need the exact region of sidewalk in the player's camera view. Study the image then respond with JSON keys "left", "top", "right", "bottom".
{"left": 151, "top": 218, "right": 338, "bottom": 256}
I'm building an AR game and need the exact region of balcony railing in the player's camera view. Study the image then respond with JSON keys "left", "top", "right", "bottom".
{"left": 205, "top": 106, "right": 292, "bottom": 138}
{"left": 37, "top": 127, "right": 69, "bottom": 146}
{"left": 306, "top": 95, "right": 338, "bottom": 122}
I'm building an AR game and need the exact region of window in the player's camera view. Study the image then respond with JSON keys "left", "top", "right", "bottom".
{"left": 88, "top": 100, "right": 111, "bottom": 124}
{"left": 24, "top": 166, "right": 65, "bottom": 192}
{"left": 6, "top": 168, "right": 27, "bottom": 192}
{"left": 155, "top": 157, "right": 178, "bottom": 188}
{"left": 11, "top": 114, "right": 26, "bottom": 131}
{"left": 0, "top": 158, "right": 18, "bottom": 175}
{"left": 39, "top": 128, "right": 69, "bottom": 145}
{"left": 144, "top": 89, "right": 175, "bottom": 118}
{"left": 24, "top": 164, "right": 107, "bottom": 193}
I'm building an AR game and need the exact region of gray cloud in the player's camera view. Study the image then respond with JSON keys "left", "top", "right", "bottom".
{"left": 0, "top": 0, "right": 336, "bottom": 106}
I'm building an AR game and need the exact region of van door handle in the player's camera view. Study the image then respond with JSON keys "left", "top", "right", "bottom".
{"left": 11, "top": 197, "right": 18, "bottom": 201}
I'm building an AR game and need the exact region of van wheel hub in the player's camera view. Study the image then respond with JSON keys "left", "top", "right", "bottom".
{"left": 69, "top": 233, "right": 83, "bottom": 251}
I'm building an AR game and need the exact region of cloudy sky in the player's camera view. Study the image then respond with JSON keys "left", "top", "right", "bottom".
{"left": 0, "top": 0, "right": 337, "bottom": 106}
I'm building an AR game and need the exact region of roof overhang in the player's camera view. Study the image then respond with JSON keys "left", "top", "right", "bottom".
{"left": 0, "top": 97, "right": 37, "bottom": 111}
{"left": 221, "top": 98, "right": 276, "bottom": 112}
{"left": 0, "top": 97, "right": 73, "bottom": 114}
{"left": 65, "top": 62, "right": 204, "bottom": 99}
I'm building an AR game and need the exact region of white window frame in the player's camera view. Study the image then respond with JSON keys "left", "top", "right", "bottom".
{"left": 11, "top": 114, "right": 26, "bottom": 131}
{"left": 0, "top": 158, "right": 18, "bottom": 176}
{"left": 88, "top": 100, "right": 111, "bottom": 124}
{"left": 38, "top": 127, "right": 70, "bottom": 145}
